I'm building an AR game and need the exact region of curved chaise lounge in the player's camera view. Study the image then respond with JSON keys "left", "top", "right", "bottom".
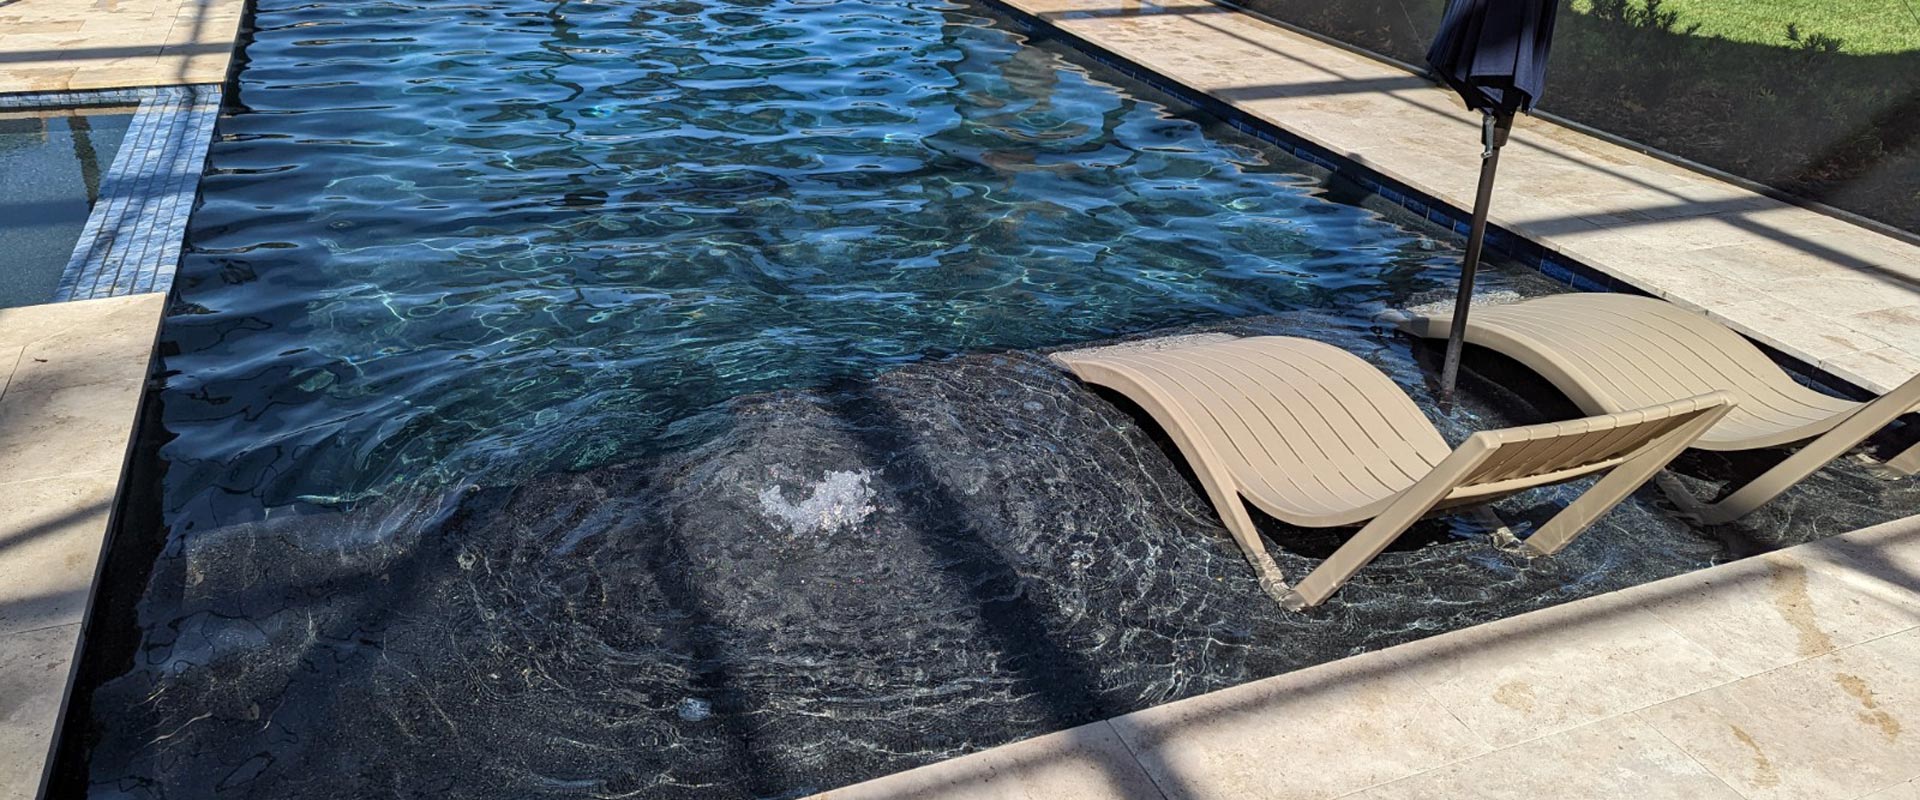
{"left": 1397, "top": 292, "right": 1920, "bottom": 524}
{"left": 1051, "top": 336, "right": 1730, "bottom": 609}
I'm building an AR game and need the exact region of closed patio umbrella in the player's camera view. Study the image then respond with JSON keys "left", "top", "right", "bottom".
{"left": 1426, "top": 0, "right": 1559, "bottom": 396}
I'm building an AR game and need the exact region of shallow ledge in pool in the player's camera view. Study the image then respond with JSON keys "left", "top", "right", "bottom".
{"left": 70, "top": 313, "right": 1919, "bottom": 798}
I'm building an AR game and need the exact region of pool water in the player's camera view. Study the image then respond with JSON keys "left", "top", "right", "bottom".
{"left": 0, "top": 108, "right": 133, "bottom": 307}
{"left": 62, "top": 0, "right": 1920, "bottom": 797}
{"left": 150, "top": 0, "right": 1472, "bottom": 525}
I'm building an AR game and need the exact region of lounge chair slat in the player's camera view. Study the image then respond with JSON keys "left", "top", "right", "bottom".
{"left": 1399, "top": 293, "right": 1920, "bottom": 522}
{"left": 1197, "top": 347, "right": 1399, "bottom": 499}
{"left": 1212, "top": 344, "right": 1434, "bottom": 493}
{"left": 1137, "top": 355, "right": 1360, "bottom": 511}
{"left": 1491, "top": 310, "right": 1750, "bottom": 425}
{"left": 1482, "top": 299, "right": 1852, "bottom": 442}
{"left": 1583, "top": 303, "right": 1843, "bottom": 421}
{"left": 1506, "top": 308, "right": 1710, "bottom": 419}
{"left": 1238, "top": 340, "right": 1444, "bottom": 487}
{"left": 1051, "top": 335, "right": 1732, "bottom": 608}
{"left": 1498, "top": 305, "right": 1840, "bottom": 433}
{"left": 1164, "top": 346, "right": 1411, "bottom": 515}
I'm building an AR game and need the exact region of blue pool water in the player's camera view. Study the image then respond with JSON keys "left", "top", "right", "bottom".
{"left": 66, "top": 0, "right": 1916, "bottom": 797}
{"left": 155, "top": 0, "right": 1472, "bottom": 526}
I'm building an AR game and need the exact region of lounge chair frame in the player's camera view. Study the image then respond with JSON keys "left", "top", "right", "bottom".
{"left": 1281, "top": 401, "right": 1729, "bottom": 608}
{"left": 1397, "top": 294, "right": 1920, "bottom": 524}
{"left": 1054, "top": 336, "right": 1732, "bottom": 609}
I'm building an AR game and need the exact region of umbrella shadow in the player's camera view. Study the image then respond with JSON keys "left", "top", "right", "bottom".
{"left": 1135, "top": 1, "right": 1920, "bottom": 289}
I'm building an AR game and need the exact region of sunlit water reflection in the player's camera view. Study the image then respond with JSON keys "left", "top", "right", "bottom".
{"left": 68, "top": 0, "right": 1920, "bottom": 797}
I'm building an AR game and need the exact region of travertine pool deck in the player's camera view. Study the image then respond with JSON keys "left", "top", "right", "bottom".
{"left": 0, "top": 296, "right": 163, "bottom": 800}
{"left": 818, "top": 516, "right": 1920, "bottom": 799}
{"left": 0, "top": 0, "right": 243, "bottom": 93}
{"left": 1000, "top": 0, "right": 1920, "bottom": 395}
{"left": 0, "top": 0, "right": 236, "bottom": 792}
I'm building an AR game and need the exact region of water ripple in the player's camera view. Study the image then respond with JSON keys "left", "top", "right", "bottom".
{"left": 156, "top": 0, "right": 1491, "bottom": 527}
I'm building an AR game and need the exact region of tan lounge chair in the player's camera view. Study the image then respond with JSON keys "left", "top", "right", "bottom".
{"left": 1397, "top": 292, "right": 1920, "bottom": 524}
{"left": 1051, "top": 336, "right": 1731, "bottom": 609}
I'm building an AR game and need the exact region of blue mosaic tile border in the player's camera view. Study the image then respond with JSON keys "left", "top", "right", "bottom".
{"left": 54, "top": 86, "right": 222, "bottom": 301}
{"left": 981, "top": 0, "right": 1872, "bottom": 400}
{"left": 0, "top": 85, "right": 221, "bottom": 303}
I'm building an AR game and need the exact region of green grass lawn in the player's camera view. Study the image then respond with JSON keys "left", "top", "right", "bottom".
{"left": 1571, "top": 0, "right": 1920, "bottom": 53}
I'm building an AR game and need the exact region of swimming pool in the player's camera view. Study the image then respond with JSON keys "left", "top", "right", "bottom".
{"left": 58, "top": 0, "right": 1920, "bottom": 796}
{"left": 143, "top": 0, "right": 1484, "bottom": 523}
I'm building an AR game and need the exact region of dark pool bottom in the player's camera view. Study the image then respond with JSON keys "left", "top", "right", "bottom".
{"left": 71, "top": 312, "right": 1918, "bottom": 799}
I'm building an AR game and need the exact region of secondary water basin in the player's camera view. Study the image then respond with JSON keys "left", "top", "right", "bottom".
{"left": 0, "top": 106, "right": 134, "bottom": 307}
{"left": 54, "top": 0, "right": 1920, "bottom": 797}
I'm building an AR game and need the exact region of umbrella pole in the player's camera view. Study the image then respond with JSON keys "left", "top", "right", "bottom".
{"left": 1439, "top": 111, "right": 1513, "bottom": 397}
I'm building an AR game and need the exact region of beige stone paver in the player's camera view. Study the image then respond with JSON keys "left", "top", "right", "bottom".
{"left": 1345, "top": 715, "right": 1743, "bottom": 800}
{"left": 0, "top": 296, "right": 160, "bottom": 482}
{"left": 1865, "top": 779, "right": 1920, "bottom": 800}
{"left": 999, "top": 0, "right": 1920, "bottom": 395}
{"left": 815, "top": 515, "right": 1920, "bottom": 800}
{"left": 1797, "top": 518, "right": 1920, "bottom": 608}
{"left": 1638, "top": 629, "right": 1920, "bottom": 800}
{"left": 0, "top": 474, "right": 119, "bottom": 638}
{"left": 0, "top": 0, "right": 243, "bottom": 92}
{"left": 1108, "top": 651, "right": 1489, "bottom": 799}
{"left": 1401, "top": 597, "right": 1737, "bottom": 747}
{"left": 0, "top": 293, "right": 165, "bottom": 800}
{"left": 0, "top": 381, "right": 146, "bottom": 480}
{"left": 1639, "top": 551, "right": 1920, "bottom": 679}
{"left": 0, "top": 624, "right": 80, "bottom": 800}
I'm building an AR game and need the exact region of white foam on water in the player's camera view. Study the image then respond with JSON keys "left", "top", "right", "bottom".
{"left": 1402, "top": 288, "right": 1525, "bottom": 317}
{"left": 757, "top": 469, "right": 877, "bottom": 536}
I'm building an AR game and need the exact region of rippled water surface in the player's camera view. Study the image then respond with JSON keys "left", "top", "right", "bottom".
{"left": 68, "top": 0, "right": 1920, "bottom": 797}
{"left": 157, "top": 0, "right": 1474, "bottom": 522}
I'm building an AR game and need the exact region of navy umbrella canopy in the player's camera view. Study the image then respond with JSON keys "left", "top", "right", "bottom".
{"left": 1423, "top": 0, "right": 1561, "bottom": 395}
{"left": 1427, "top": 0, "right": 1560, "bottom": 116}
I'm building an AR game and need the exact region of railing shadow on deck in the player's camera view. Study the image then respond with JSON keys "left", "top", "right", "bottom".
{"left": 815, "top": 518, "right": 1920, "bottom": 799}
{"left": 1030, "top": 0, "right": 1920, "bottom": 297}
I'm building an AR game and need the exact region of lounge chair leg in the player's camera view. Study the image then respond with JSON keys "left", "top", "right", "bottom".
{"left": 1176, "top": 446, "right": 1297, "bottom": 604}
{"left": 1652, "top": 472, "right": 1714, "bottom": 519}
{"left": 1523, "top": 405, "right": 1728, "bottom": 555}
{"left": 1698, "top": 437, "right": 1866, "bottom": 524}
{"left": 1698, "top": 377, "right": 1920, "bottom": 523}
{"left": 1282, "top": 514, "right": 1424, "bottom": 611}
{"left": 1204, "top": 477, "right": 1297, "bottom": 605}
{"left": 1283, "top": 443, "right": 1493, "bottom": 609}
{"left": 1051, "top": 358, "right": 1300, "bottom": 605}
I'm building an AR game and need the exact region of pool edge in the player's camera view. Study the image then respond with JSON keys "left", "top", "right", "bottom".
{"left": 974, "top": 0, "right": 1882, "bottom": 403}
